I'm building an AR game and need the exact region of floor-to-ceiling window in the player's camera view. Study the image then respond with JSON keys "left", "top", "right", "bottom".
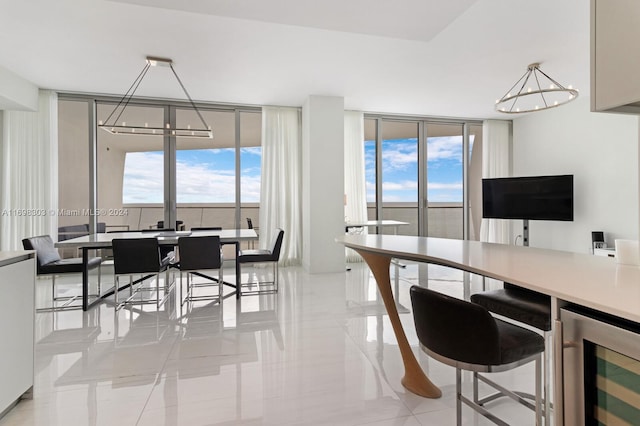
{"left": 364, "top": 115, "right": 482, "bottom": 240}
{"left": 57, "top": 95, "right": 261, "bottom": 235}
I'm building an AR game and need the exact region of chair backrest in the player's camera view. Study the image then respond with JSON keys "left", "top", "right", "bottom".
{"left": 112, "top": 238, "right": 162, "bottom": 275}
{"left": 22, "top": 235, "right": 61, "bottom": 269}
{"left": 141, "top": 228, "right": 175, "bottom": 233}
{"left": 178, "top": 236, "right": 222, "bottom": 271}
{"left": 410, "top": 286, "right": 501, "bottom": 366}
{"left": 268, "top": 228, "right": 285, "bottom": 261}
{"left": 57, "top": 224, "right": 89, "bottom": 241}
{"left": 157, "top": 220, "right": 183, "bottom": 229}
{"left": 246, "top": 218, "right": 254, "bottom": 229}
{"left": 191, "top": 227, "right": 222, "bottom": 231}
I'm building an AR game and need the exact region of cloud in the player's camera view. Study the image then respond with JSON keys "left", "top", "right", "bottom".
{"left": 428, "top": 182, "right": 462, "bottom": 190}
{"left": 123, "top": 151, "right": 261, "bottom": 203}
{"left": 427, "top": 136, "right": 463, "bottom": 161}
{"left": 383, "top": 180, "right": 418, "bottom": 191}
{"left": 241, "top": 147, "right": 262, "bottom": 156}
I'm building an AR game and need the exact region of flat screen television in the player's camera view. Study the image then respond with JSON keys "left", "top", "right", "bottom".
{"left": 482, "top": 175, "right": 573, "bottom": 221}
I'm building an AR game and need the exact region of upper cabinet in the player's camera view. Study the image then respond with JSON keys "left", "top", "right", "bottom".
{"left": 591, "top": 0, "right": 640, "bottom": 113}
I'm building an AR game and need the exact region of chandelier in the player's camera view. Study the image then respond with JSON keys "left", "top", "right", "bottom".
{"left": 495, "top": 63, "right": 578, "bottom": 114}
{"left": 98, "top": 56, "right": 212, "bottom": 138}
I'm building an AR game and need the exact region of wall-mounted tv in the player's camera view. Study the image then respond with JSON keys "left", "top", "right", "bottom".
{"left": 482, "top": 175, "right": 574, "bottom": 221}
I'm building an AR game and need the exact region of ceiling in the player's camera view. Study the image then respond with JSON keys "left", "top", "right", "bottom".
{"left": 0, "top": 0, "right": 590, "bottom": 119}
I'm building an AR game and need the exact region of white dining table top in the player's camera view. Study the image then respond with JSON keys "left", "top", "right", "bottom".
{"left": 345, "top": 220, "right": 409, "bottom": 227}
{"left": 55, "top": 229, "right": 258, "bottom": 248}
{"left": 337, "top": 234, "right": 640, "bottom": 324}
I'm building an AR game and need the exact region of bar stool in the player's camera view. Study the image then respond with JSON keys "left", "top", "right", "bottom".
{"left": 470, "top": 283, "right": 551, "bottom": 424}
{"left": 410, "top": 286, "right": 544, "bottom": 426}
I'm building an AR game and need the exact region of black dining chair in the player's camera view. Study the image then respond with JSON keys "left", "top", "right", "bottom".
{"left": 237, "top": 228, "right": 284, "bottom": 295}
{"left": 175, "top": 235, "right": 224, "bottom": 305}
{"left": 410, "top": 286, "right": 544, "bottom": 426}
{"left": 112, "top": 238, "right": 173, "bottom": 309}
{"left": 191, "top": 227, "right": 222, "bottom": 231}
{"left": 246, "top": 218, "right": 258, "bottom": 248}
{"left": 470, "top": 282, "right": 552, "bottom": 423}
{"left": 22, "top": 235, "right": 102, "bottom": 311}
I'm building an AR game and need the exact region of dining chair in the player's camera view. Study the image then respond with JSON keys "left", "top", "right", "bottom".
{"left": 112, "top": 238, "right": 173, "bottom": 309}
{"left": 237, "top": 228, "right": 284, "bottom": 295}
{"left": 410, "top": 286, "right": 544, "bottom": 426}
{"left": 175, "top": 235, "right": 224, "bottom": 305}
{"left": 22, "top": 235, "right": 102, "bottom": 311}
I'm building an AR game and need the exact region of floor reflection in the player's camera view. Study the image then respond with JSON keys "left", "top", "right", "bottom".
{"left": 2, "top": 262, "right": 542, "bottom": 426}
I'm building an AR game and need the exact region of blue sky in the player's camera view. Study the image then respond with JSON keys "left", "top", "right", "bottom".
{"left": 123, "top": 136, "right": 469, "bottom": 203}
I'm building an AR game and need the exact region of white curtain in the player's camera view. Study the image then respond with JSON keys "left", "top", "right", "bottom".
{"left": 260, "top": 106, "right": 302, "bottom": 265}
{"left": 344, "top": 111, "right": 367, "bottom": 262}
{"left": 479, "top": 119, "right": 511, "bottom": 244}
{"left": 0, "top": 90, "right": 58, "bottom": 250}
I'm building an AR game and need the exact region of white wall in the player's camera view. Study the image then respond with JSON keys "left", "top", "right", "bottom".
{"left": 0, "top": 65, "right": 38, "bottom": 111}
{"left": 512, "top": 97, "right": 639, "bottom": 253}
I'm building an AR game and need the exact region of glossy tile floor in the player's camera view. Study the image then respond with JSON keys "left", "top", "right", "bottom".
{"left": 1, "top": 262, "right": 550, "bottom": 425}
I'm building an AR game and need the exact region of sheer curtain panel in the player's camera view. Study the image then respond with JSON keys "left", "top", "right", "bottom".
{"left": 260, "top": 106, "right": 302, "bottom": 265}
{"left": 479, "top": 119, "right": 511, "bottom": 245}
{"left": 0, "top": 90, "right": 58, "bottom": 250}
{"left": 344, "top": 111, "right": 367, "bottom": 262}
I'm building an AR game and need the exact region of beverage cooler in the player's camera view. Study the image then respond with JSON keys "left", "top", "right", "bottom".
{"left": 562, "top": 307, "right": 640, "bottom": 424}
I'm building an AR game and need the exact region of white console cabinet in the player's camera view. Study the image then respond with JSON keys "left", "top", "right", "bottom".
{"left": 0, "top": 252, "right": 35, "bottom": 419}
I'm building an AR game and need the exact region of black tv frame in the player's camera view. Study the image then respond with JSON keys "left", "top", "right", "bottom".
{"left": 482, "top": 174, "right": 574, "bottom": 246}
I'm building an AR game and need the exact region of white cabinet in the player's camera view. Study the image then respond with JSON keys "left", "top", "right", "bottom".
{"left": 0, "top": 252, "right": 35, "bottom": 418}
{"left": 591, "top": 0, "right": 640, "bottom": 113}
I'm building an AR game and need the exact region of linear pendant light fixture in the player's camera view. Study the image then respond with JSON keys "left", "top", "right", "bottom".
{"left": 495, "top": 63, "right": 578, "bottom": 114}
{"left": 98, "top": 56, "right": 213, "bottom": 138}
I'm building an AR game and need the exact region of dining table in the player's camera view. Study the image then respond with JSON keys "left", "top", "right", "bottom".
{"left": 55, "top": 229, "right": 258, "bottom": 310}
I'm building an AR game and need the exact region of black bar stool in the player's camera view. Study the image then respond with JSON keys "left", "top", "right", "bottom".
{"left": 410, "top": 286, "right": 544, "bottom": 426}
{"left": 470, "top": 283, "right": 552, "bottom": 424}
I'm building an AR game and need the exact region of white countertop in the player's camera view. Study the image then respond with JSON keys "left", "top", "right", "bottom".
{"left": 338, "top": 235, "right": 640, "bottom": 324}
{"left": 0, "top": 250, "right": 35, "bottom": 267}
{"left": 345, "top": 220, "right": 409, "bottom": 227}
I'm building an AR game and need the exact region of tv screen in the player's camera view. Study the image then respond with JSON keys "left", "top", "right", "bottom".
{"left": 482, "top": 175, "right": 573, "bottom": 221}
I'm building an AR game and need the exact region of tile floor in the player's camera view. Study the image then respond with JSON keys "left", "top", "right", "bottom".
{"left": 0, "top": 262, "right": 549, "bottom": 425}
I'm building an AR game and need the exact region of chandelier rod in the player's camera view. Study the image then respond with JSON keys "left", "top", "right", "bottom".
{"left": 102, "top": 62, "right": 151, "bottom": 126}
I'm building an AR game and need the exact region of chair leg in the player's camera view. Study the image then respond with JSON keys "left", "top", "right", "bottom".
{"left": 535, "top": 355, "right": 542, "bottom": 425}
{"left": 238, "top": 262, "right": 242, "bottom": 297}
{"left": 543, "top": 331, "right": 552, "bottom": 425}
{"left": 456, "top": 368, "right": 462, "bottom": 426}
{"left": 473, "top": 372, "right": 479, "bottom": 404}
{"left": 114, "top": 276, "right": 119, "bottom": 304}
{"left": 52, "top": 275, "right": 56, "bottom": 301}
{"left": 219, "top": 268, "right": 223, "bottom": 303}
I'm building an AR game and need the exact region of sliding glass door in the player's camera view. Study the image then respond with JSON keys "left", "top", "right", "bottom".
{"left": 364, "top": 115, "right": 481, "bottom": 239}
